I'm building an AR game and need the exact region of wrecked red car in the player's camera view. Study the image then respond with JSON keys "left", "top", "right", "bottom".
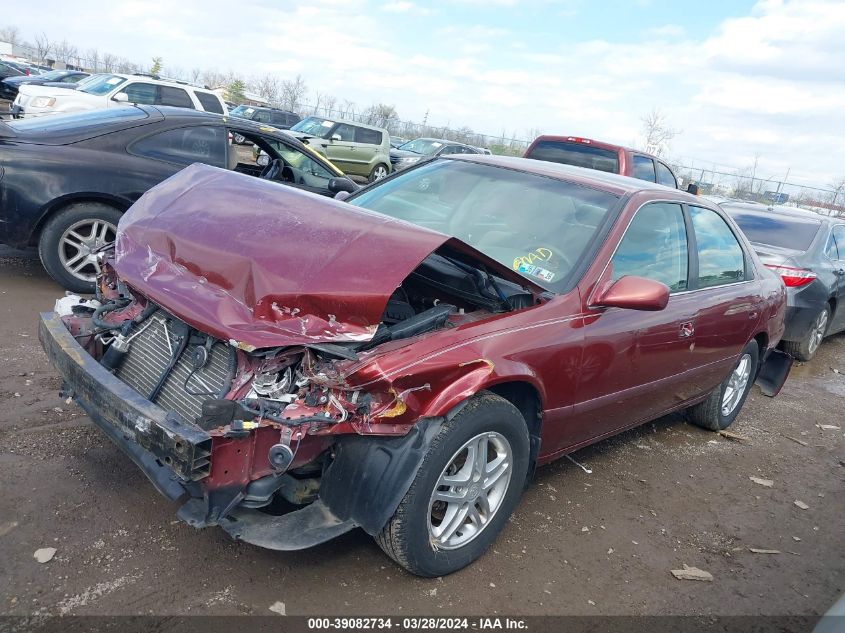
{"left": 39, "top": 157, "right": 791, "bottom": 577}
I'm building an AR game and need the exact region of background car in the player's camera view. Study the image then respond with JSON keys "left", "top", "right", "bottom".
{"left": 287, "top": 115, "right": 392, "bottom": 182}
{"left": 0, "top": 106, "right": 356, "bottom": 292}
{"left": 228, "top": 104, "right": 301, "bottom": 140}
{"left": 390, "top": 137, "right": 482, "bottom": 171}
{"left": 389, "top": 135, "right": 408, "bottom": 148}
{"left": 524, "top": 134, "right": 680, "bottom": 188}
{"left": 0, "top": 69, "right": 90, "bottom": 102}
{"left": 720, "top": 201, "right": 845, "bottom": 361}
{"left": 0, "top": 61, "right": 26, "bottom": 82}
{"left": 12, "top": 73, "right": 227, "bottom": 118}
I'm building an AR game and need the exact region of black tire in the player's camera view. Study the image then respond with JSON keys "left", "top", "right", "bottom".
{"left": 781, "top": 305, "right": 830, "bottom": 362}
{"left": 368, "top": 163, "right": 389, "bottom": 182}
{"left": 375, "top": 392, "right": 529, "bottom": 577}
{"left": 38, "top": 203, "right": 122, "bottom": 294}
{"left": 687, "top": 340, "right": 759, "bottom": 431}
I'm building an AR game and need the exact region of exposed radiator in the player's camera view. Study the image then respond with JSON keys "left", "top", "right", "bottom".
{"left": 115, "top": 313, "right": 236, "bottom": 424}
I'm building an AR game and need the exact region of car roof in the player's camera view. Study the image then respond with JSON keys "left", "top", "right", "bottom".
{"left": 448, "top": 154, "right": 688, "bottom": 197}
{"left": 718, "top": 200, "right": 830, "bottom": 223}
{"left": 302, "top": 114, "right": 386, "bottom": 132}
{"left": 238, "top": 105, "right": 296, "bottom": 114}
{"left": 107, "top": 73, "right": 216, "bottom": 92}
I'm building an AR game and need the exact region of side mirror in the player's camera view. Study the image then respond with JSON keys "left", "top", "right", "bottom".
{"left": 112, "top": 92, "right": 129, "bottom": 103}
{"left": 330, "top": 133, "right": 342, "bottom": 142}
{"left": 687, "top": 183, "right": 700, "bottom": 195}
{"left": 593, "top": 275, "right": 669, "bottom": 311}
{"left": 328, "top": 177, "right": 358, "bottom": 195}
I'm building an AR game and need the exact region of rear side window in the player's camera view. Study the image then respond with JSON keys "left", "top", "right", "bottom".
{"left": 690, "top": 206, "right": 746, "bottom": 288}
{"left": 355, "top": 127, "right": 383, "bottom": 145}
{"left": 195, "top": 92, "right": 224, "bottom": 114}
{"left": 656, "top": 162, "right": 676, "bottom": 188}
{"left": 131, "top": 125, "right": 226, "bottom": 168}
{"left": 159, "top": 86, "right": 194, "bottom": 109}
{"left": 286, "top": 113, "right": 300, "bottom": 126}
{"left": 632, "top": 155, "right": 656, "bottom": 182}
{"left": 254, "top": 110, "right": 271, "bottom": 123}
{"left": 727, "top": 209, "right": 821, "bottom": 252}
{"left": 611, "top": 202, "right": 688, "bottom": 292}
{"left": 526, "top": 140, "right": 619, "bottom": 173}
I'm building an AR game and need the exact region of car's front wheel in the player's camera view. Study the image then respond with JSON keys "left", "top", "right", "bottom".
{"left": 687, "top": 340, "right": 759, "bottom": 431}
{"left": 376, "top": 393, "right": 529, "bottom": 577}
{"left": 781, "top": 305, "right": 830, "bottom": 362}
{"left": 38, "top": 203, "right": 121, "bottom": 294}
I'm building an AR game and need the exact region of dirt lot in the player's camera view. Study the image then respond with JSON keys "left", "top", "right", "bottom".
{"left": 0, "top": 246, "right": 843, "bottom": 619}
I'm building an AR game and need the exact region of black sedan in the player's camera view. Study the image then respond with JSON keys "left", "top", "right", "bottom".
{"left": 390, "top": 137, "right": 481, "bottom": 172}
{"left": 721, "top": 201, "right": 845, "bottom": 361}
{"left": 0, "top": 69, "right": 90, "bottom": 101}
{"left": 0, "top": 105, "right": 356, "bottom": 293}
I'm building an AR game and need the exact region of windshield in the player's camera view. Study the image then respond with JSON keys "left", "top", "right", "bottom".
{"left": 229, "top": 105, "right": 255, "bottom": 118}
{"left": 347, "top": 160, "right": 619, "bottom": 289}
{"left": 290, "top": 116, "right": 335, "bottom": 137}
{"left": 398, "top": 139, "right": 445, "bottom": 155}
{"left": 726, "top": 208, "right": 821, "bottom": 252}
{"left": 78, "top": 74, "right": 126, "bottom": 96}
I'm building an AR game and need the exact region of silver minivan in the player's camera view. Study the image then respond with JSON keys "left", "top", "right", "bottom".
{"left": 287, "top": 116, "right": 392, "bottom": 182}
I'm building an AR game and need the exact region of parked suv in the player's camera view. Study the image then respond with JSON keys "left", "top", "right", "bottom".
{"left": 12, "top": 73, "right": 227, "bottom": 118}
{"left": 287, "top": 116, "right": 392, "bottom": 181}
{"left": 229, "top": 105, "right": 300, "bottom": 128}
{"left": 524, "top": 135, "right": 679, "bottom": 188}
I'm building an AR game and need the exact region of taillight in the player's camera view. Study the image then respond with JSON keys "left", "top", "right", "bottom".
{"left": 764, "top": 264, "right": 817, "bottom": 287}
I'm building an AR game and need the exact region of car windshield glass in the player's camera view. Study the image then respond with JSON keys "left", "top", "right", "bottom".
{"left": 78, "top": 74, "right": 126, "bottom": 96}
{"left": 229, "top": 105, "right": 254, "bottom": 118}
{"left": 526, "top": 140, "right": 620, "bottom": 173}
{"left": 398, "top": 139, "right": 443, "bottom": 155}
{"left": 726, "top": 209, "right": 821, "bottom": 252}
{"left": 290, "top": 116, "right": 334, "bottom": 137}
{"left": 347, "top": 160, "right": 619, "bottom": 290}
{"left": 8, "top": 107, "right": 149, "bottom": 134}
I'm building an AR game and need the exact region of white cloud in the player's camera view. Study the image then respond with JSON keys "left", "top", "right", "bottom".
{"left": 382, "top": 1, "right": 434, "bottom": 15}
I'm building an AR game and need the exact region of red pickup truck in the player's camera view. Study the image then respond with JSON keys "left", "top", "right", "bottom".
{"left": 524, "top": 135, "right": 680, "bottom": 189}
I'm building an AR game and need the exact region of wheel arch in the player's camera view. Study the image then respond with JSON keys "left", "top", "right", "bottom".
{"left": 485, "top": 381, "right": 543, "bottom": 481}
{"left": 28, "top": 194, "right": 130, "bottom": 247}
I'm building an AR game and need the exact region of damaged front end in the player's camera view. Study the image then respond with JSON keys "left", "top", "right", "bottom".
{"left": 40, "top": 167, "right": 543, "bottom": 549}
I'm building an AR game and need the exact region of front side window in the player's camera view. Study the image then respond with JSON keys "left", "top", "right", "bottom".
{"left": 611, "top": 202, "right": 688, "bottom": 292}
{"left": 123, "top": 82, "right": 158, "bottom": 105}
{"left": 690, "top": 206, "right": 746, "bottom": 288}
{"left": 131, "top": 126, "right": 226, "bottom": 167}
{"left": 253, "top": 110, "right": 271, "bottom": 123}
{"left": 632, "top": 155, "right": 656, "bottom": 182}
{"left": 347, "top": 159, "right": 619, "bottom": 290}
{"left": 269, "top": 141, "right": 335, "bottom": 189}
{"left": 333, "top": 124, "right": 355, "bottom": 142}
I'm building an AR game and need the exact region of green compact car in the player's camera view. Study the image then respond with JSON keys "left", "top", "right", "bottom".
{"left": 287, "top": 116, "right": 392, "bottom": 182}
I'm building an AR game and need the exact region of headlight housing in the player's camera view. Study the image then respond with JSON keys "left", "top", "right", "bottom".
{"left": 397, "top": 157, "right": 420, "bottom": 166}
{"left": 31, "top": 97, "right": 56, "bottom": 108}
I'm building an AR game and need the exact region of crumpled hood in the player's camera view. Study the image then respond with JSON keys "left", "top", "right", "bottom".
{"left": 115, "top": 164, "right": 467, "bottom": 349}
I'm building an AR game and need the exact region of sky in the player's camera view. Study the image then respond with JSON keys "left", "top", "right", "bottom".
{"left": 4, "top": 0, "right": 844, "bottom": 189}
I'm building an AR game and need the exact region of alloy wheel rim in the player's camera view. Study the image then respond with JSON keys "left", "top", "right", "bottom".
{"left": 373, "top": 166, "right": 387, "bottom": 180}
{"left": 427, "top": 431, "right": 512, "bottom": 550}
{"left": 808, "top": 310, "right": 828, "bottom": 355}
{"left": 58, "top": 219, "right": 117, "bottom": 282}
{"left": 721, "top": 353, "right": 752, "bottom": 417}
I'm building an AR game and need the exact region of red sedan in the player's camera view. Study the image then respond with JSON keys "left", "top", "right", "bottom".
{"left": 40, "top": 156, "right": 789, "bottom": 577}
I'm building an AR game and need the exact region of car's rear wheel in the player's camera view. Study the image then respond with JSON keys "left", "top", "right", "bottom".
{"left": 687, "top": 340, "right": 759, "bottom": 431}
{"left": 375, "top": 393, "right": 529, "bottom": 577}
{"left": 369, "top": 164, "right": 389, "bottom": 182}
{"left": 781, "top": 305, "right": 829, "bottom": 362}
{"left": 38, "top": 203, "right": 121, "bottom": 294}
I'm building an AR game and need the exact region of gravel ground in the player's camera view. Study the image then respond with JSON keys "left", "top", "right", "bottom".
{"left": 0, "top": 246, "right": 842, "bottom": 620}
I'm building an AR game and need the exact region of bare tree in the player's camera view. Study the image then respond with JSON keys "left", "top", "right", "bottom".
{"left": 86, "top": 48, "right": 100, "bottom": 72}
{"left": 190, "top": 67, "right": 202, "bottom": 85}
{"left": 828, "top": 177, "right": 845, "bottom": 213}
{"left": 54, "top": 39, "right": 78, "bottom": 65}
{"left": 254, "top": 73, "right": 281, "bottom": 105}
{"left": 279, "top": 75, "right": 307, "bottom": 112}
{"left": 640, "top": 108, "right": 680, "bottom": 157}
{"left": 34, "top": 32, "right": 52, "bottom": 63}
{"left": 116, "top": 57, "right": 136, "bottom": 74}
{"left": 0, "top": 25, "right": 21, "bottom": 46}
{"left": 203, "top": 69, "right": 227, "bottom": 89}
{"left": 362, "top": 103, "right": 398, "bottom": 129}
{"left": 322, "top": 94, "right": 337, "bottom": 117}
{"left": 101, "top": 52, "right": 117, "bottom": 72}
